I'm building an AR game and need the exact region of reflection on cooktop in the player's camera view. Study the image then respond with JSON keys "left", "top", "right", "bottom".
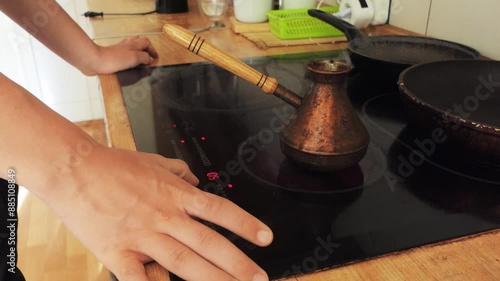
{"left": 116, "top": 50, "right": 500, "bottom": 280}
{"left": 239, "top": 140, "right": 387, "bottom": 194}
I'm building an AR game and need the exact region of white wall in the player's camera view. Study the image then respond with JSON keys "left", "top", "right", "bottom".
{"left": 388, "top": 0, "right": 431, "bottom": 35}
{"left": 323, "top": 0, "right": 339, "bottom": 5}
{"left": 389, "top": 0, "right": 500, "bottom": 59}
{"left": 0, "top": 0, "right": 103, "bottom": 122}
{"left": 426, "top": 0, "right": 500, "bottom": 60}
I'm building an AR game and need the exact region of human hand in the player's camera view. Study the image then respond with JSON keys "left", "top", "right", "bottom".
{"left": 42, "top": 146, "right": 272, "bottom": 281}
{"left": 85, "top": 36, "right": 158, "bottom": 75}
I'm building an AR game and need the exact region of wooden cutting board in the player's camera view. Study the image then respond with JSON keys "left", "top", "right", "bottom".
{"left": 230, "top": 16, "right": 270, "bottom": 33}
{"left": 229, "top": 16, "right": 347, "bottom": 49}
{"left": 240, "top": 32, "right": 347, "bottom": 49}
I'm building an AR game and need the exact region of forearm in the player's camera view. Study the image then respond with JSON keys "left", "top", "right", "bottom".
{"left": 0, "top": 75, "right": 273, "bottom": 281}
{"left": 0, "top": 0, "right": 100, "bottom": 75}
{"left": 0, "top": 73, "right": 100, "bottom": 199}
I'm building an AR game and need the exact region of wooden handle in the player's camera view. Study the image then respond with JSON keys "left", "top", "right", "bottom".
{"left": 163, "top": 24, "right": 278, "bottom": 95}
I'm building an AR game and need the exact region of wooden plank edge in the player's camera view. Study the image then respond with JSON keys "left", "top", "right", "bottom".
{"left": 98, "top": 74, "right": 137, "bottom": 151}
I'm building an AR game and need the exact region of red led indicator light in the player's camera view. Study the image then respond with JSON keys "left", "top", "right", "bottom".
{"left": 206, "top": 172, "right": 219, "bottom": 181}
{"left": 180, "top": 139, "right": 186, "bottom": 144}
{"left": 227, "top": 184, "right": 233, "bottom": 189}
{"left": 173, "top": 124, "right": 177, "bottom": 128}
{"left": 201, "top": 137, "right": 206, "bottom": 141}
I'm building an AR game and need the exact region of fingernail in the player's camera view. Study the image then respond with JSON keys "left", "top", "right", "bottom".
{"left": 149, "top": 57, "right": 154, "bottom": 63}
{"left": 257, "top": 230, "right": 272, "bottom": 244}
{"left": 253, "top": 272, "right": 268, "bottom": 281}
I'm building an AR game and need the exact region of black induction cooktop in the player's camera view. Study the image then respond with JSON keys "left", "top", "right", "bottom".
{"left": 116, "top": 50, "right": 500, "bottom": 280}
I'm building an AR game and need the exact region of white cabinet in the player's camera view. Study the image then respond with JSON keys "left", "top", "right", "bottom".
{"left": 0, "top": 13, "right": 42, "bottom": 100}
{"left": 0, "top": 0, "right": 103, "bottom": 122}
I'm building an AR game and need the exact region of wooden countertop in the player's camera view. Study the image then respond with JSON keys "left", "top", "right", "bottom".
{"left": 88, "top": 1, "right": 500, "bottom": 280}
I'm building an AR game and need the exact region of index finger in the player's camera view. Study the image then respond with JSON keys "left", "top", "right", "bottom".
{"left": 132, "top": 36, "right": 159, "bottom": 59}
{"left": 184, "top": 191, "right": 273, "bottom": 247}
{"left": 144, "top": 39, "right": 158, "bottom": 59}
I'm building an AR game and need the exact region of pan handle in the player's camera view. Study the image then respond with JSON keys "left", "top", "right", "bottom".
{"left": 308, "top": 9, "right": 367, "bottom": 42}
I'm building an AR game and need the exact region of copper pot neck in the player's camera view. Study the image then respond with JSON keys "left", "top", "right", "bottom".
{"left": 307, "top": 59, "right": 351, "bottom": 84}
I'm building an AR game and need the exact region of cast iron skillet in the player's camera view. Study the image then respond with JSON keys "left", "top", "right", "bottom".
{"left": 308, "top": 9, "right": 481, "bottom": 82}
{"left": 398, "top": 60, "right": 500, "bottom": 163}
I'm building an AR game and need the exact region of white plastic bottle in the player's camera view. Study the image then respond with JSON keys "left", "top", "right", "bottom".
{"left": 371, "top": 0, "right": 390, "bottom": 25}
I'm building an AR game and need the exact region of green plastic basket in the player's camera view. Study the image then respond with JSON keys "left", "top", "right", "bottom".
{"left": 268, "top": 7, "right": 344, "bottom": 40}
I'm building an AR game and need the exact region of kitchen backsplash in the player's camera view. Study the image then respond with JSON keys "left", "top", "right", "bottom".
{"left": 389, "top": 0, "right": 500, "bottom": 59}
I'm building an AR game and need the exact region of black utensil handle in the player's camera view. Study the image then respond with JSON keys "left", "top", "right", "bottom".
{"left": 308, "top": 9, "right": 367, "bottom": 41}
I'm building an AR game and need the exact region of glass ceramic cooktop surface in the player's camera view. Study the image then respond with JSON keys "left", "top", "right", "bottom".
{"left": 116, "top": 50, "right": 500, "bottom": 280}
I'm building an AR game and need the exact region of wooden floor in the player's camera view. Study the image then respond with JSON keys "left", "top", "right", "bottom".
{"left": 17, "top": 120, "right": 111, "bottom": 281}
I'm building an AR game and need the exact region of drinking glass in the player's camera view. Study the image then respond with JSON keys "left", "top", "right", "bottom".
{"left": 197, "top": 0, "right": 229, "bottom": 28}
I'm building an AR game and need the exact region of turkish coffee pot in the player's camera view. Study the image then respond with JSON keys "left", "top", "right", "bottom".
{"left": 163, "top": 24, "right": 369, "bottom": 172}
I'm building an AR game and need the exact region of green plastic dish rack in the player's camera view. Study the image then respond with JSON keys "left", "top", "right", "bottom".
{"left": 268, "top": 7, "right": 344, "bottom": 40}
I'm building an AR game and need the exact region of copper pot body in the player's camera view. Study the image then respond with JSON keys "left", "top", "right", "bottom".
{"left": 280, "top": 60, "right": 370, "bottom": 172}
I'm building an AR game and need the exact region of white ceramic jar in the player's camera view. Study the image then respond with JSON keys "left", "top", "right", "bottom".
{"left": 282, "top": 0, "right": 317, "bottom": 9}
{"left": 233, "top": 0, "right": 274, "bottom": 23}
